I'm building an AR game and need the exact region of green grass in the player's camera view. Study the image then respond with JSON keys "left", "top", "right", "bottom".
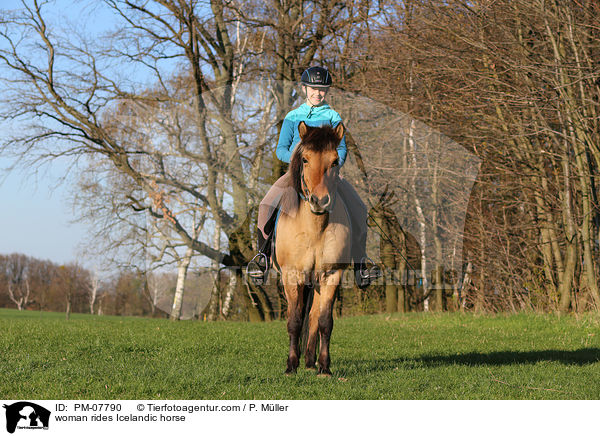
{"left": 1, "top": 308, "right": 600, "bottom": 399}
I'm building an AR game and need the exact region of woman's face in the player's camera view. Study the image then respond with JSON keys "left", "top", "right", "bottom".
{"left": 305, "top": 85, "right": 329, "bottom": 106}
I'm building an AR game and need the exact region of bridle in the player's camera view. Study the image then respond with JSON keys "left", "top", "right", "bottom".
{"left": 297, "top": 158, "right": 338, "bottom": 213}
{"left": 299, "top": 165, "right": 310, "bottom": 202}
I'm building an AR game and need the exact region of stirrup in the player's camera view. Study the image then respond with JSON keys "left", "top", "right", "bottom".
{"left": 246, "top": 252, "right": 269, "bottom": 286}
{"left": 355, "top": 257, "right": 382, "bottom": 289}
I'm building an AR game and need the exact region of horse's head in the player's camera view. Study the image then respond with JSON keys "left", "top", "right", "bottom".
{"left": 290, "top": 121, "right": 345, "bottom": 215}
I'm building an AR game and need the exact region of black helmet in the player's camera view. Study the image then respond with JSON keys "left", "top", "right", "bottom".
{"left": 301, "top": 66, "right": 332, "bottom": 88}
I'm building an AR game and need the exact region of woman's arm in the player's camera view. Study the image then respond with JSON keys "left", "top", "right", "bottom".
{"left": 276, "top": 118, "right": 295, "bottom": 163}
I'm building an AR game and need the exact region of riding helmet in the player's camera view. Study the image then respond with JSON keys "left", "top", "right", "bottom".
{"left": 301, "top": 66, "right": 332, "bottom": 88}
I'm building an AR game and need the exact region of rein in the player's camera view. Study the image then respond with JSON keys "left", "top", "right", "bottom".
{"left": 297, "top": 163, "right": 338, "bottom": 212}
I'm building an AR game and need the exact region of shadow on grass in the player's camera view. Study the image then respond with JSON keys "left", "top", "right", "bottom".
{"left": 338, "top": 348, "right": 600, "bottom": 374}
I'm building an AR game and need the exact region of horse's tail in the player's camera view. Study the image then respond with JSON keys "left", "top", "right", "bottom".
{"left": 299, "top": 283, "right": 314, "bottom": 355}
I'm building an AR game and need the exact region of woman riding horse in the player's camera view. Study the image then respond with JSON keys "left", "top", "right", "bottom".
{"left": 276, "top": 120, "right": 350, "bottom": 375}
{"left": 247, "top": 66, "right": 380, "bottom": 288}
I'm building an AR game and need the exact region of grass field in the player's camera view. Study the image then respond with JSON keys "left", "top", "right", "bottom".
{"left": 1, "top": 308, "right": 600, "bottom": 399}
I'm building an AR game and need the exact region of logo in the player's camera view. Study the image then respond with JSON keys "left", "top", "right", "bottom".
{"left": 3, "top": 402, "right": 50, "bottom": 434}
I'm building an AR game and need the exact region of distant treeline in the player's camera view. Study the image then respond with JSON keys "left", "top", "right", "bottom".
{"left": 0, "top": 253, "right": 164, "bottom": 318}
{"left": 0, "top": 252, "right": 422, "bottom": 320}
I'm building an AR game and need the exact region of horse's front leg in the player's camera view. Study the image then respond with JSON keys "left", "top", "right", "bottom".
{"left": 317, "top": 270, "right": 342, "bottom": 377}
{"left": 283, "top": 271, "right": 305, "bottom": 374}
{"left": 305, "top": 290, "right": 321, "bottom": 370}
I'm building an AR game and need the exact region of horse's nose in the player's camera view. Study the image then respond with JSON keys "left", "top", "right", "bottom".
{"left": 310, "top": 194, "right": 330, "bottom": 209}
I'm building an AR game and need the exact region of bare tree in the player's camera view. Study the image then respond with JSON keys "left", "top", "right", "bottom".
{"left": 347, "top": 0, "right": 600, "bottom": 313}
{"left": 54, "top": 263, "right": 87, "bottom": 320}
{"left": 2, "top": 254, "right": 31, "bottom": 311}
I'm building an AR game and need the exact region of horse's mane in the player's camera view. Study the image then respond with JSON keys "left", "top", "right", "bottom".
{"left": 288, "top": 125, "right": 340, "bottom": 194}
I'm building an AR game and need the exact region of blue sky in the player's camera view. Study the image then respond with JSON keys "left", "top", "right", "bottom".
{"left": 0, "top": 157, "right": 88, "bottom": 265}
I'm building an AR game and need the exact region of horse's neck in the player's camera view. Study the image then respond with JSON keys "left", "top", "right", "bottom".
{"left": 297, "top": 199, "right": 329, "bottom": 233}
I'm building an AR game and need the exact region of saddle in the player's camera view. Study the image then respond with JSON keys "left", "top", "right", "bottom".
{"left": 247, "top": 194, "right": 380, "bottom": 288}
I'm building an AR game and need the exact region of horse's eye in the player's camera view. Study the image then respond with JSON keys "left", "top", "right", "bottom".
{"left": 331, "top": 159, "right": 339, "bottom": 167}
{"left": 302, "top": 157, "right": 308, "bottom": 164}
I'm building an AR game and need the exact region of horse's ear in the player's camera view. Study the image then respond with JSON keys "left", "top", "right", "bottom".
{"left": 333, "top": 122, "right": 345, "bottom": 142}
{"left": 298, "top": 121, "right": 308, "bottom": 139}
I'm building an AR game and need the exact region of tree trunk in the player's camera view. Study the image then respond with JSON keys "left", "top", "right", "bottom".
{"left": 89, "top": 276, "right": 98, "bottom": 315}
{"left": 460, "top": 262, "right": 473, "bottom": 312}
{"left": 65, "top": 295, "right": 71, "bottom": 321}
{"left": 207, "top": 224, "right": 222, "bottom": 321}
{"left": 408, "top": 119, "right": 429, "bottom": 310}
{"left": 397, "top": 265, "right": 407, "bottom": 313}
{"left": 170, "top": 246, "right": 194, "bottom": 320}
{"left": 433, "top": 266, "right": 446, "bottom": 312}
{"left": 382, "top": 238, "right": 398, "bottom": 314}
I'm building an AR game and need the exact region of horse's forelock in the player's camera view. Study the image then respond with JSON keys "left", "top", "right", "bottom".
{"left": 301, "top": 125, "right": 339, "bottom": 153}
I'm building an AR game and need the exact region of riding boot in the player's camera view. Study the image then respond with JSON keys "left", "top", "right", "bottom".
{"left": 335, "top": 180, "right": 380, "bottom": 289}
{"left": 246, "top": 210, "right": 277, "bottom": 286}
{"left": 352, "top": 223, "right": 381, "bottom": 289}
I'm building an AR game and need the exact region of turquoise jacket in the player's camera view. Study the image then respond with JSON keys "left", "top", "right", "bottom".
{"left": 276, "top": 103, "right": 347, "bottom": 166}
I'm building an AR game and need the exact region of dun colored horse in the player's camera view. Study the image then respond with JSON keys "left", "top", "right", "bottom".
{"left": 275, "top": 121, "right": 352, "bottom": 376}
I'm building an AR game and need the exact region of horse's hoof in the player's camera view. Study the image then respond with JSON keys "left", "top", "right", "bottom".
{"left": 305, "top": 365, "right": 317, "bottom": 372}
{"left": 285, "top": 368, "right": 297, "bottom": 376}
{"left": 317, "top": 368, "right": 332, "bottom": 378}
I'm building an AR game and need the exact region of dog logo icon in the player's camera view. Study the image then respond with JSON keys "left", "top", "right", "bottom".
{"left": 3, "top": 402, "right": 50, "bottom": 434}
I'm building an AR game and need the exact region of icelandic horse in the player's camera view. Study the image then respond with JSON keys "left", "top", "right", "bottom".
{"left": 275, "top": 121, "right": 352, "bottom": 376}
